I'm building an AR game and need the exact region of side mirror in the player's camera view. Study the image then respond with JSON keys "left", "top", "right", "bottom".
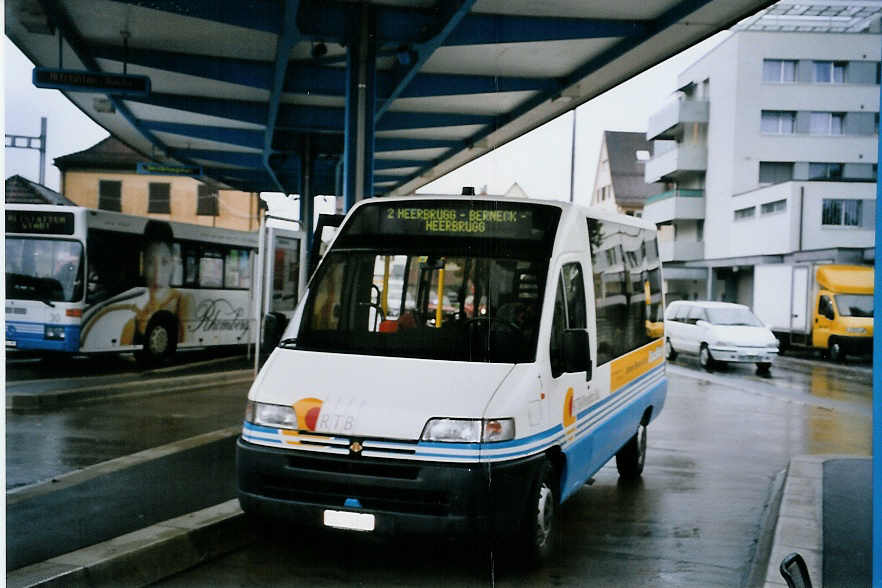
{"left": 262, "top": 312, "right": 289, "bottom": 350}
{"left": 779, "top": 552, "right": 812, "bottom": 588}
{"left": 825, "top": 308, "right": 835, "bottom": 320}
{"left": 563, "top": 329, "right": 592, "bottom": 380}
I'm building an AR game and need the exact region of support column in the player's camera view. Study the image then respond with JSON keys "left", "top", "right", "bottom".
{"left": 300, "top": 135, "right": 315, "bottom": 254}
{"left": 343, "top": 3, "right": 376, "bottom": 211}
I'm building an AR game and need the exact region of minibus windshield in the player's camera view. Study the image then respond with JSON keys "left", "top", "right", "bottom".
{"left": 6, "top": 237, "right": 84, "bottom": 302}
{"left": 296, "top": 200, "right": 560, "bottom": 363}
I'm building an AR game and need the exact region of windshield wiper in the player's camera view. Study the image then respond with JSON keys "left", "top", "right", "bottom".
{"left": 40, "top": 299, "right": 56, "bottom": 308}
{"left": 278, "top": 337, "right": 297, "bottom": 348}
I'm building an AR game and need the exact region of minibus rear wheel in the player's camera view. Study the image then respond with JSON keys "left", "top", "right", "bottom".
{"left": 616, "top": 424, "right": 646, "bottom": 480}
{"left": 665, "top": 338, "right": 677, "bottom": 361}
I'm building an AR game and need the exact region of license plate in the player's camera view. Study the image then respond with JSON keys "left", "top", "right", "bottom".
{"left": 6, "top": 340, "right": 16, "bottom": 347}
{"left": 323, "top": 509, "right": 375, "bottom": 532}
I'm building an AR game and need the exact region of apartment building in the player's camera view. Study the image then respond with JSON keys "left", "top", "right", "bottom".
{"left": 55, "top": 136, "right": 263, "bottom": 231}
{"left": 642, "top": 5, "right": 880, "bottom": 304}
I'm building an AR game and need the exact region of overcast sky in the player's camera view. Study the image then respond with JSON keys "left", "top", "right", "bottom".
{"left": 3, "top": 32, "right": 729, "bottom": 205}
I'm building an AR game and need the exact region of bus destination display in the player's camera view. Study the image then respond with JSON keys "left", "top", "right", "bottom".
{"left": 380, "top": 204, "right": 535, "bottom": 239}
{"left": 6, "top": 211, "right": 75, "bottom": 235}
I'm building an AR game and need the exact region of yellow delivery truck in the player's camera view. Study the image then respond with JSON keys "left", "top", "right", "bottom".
{"left": 752, "top": 264, "right": 873, "bottom": 361}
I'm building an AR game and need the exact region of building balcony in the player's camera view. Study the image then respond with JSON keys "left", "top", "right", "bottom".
{"left": 658, "top": 239, "right": 704, "bottom": 262}
{"left": 646, "top": 100, "right": 708, "bottom": 141}
{"left": 642, "top": 189, "right": 705, "bottom": 225}
{"left": 645, "top": 143, "right": 707, "bottom": 183}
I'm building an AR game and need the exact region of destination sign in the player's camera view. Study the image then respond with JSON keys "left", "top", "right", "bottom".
{"left": 137, "top": 162, "right": 203, "bottom": 176}
{"left": 33, "top": 68, "right": 151, "bottom": 97}
{"left": 385, "top": 206, "right": 531, "bottom": 237}
{"left": 6, "top": 211, "right": 75, "bottom": 235}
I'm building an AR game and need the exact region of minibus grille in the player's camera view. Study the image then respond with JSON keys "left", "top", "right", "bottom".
{"left": 286, "top": 454, "right": 420, "bottom": 479}
{"left": 258, "top": 472, "right": 450, "bottom": 516}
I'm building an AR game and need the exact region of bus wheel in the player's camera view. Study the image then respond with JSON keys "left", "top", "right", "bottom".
{"left": 665, "top": 338, "right": 677, "bottom": 361}
{"left": 699, "top": 344, "right": 714, "bottom": 372}
{"left": 138, "top": 318, "right": 176, "bottom": 365}
{"left": 828, "top": 339, "right": 844, "bottom": 363}
{"left": 616, "top": 424, "right": 646, "bottom": 480}
{"left": 519, "top": 459, "right": 558, "bottom": 565}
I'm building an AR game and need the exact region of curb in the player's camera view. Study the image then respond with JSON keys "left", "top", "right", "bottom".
{"left": 761, "top": 455, "right": 828, "bottom": 588}
{"left": 6, "top": 369, "right": 254, "bottom": 411}
{"left": 743, "top": 468, "right": 786, "bottom": 588}
{"left": 6, "top": 500, "right": 253, "bottom": 588}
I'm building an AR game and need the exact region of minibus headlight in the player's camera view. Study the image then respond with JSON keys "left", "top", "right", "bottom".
{"left": 420, "top": 418, "right": 515, "bottom": 443}
{"left": 247, "top": 400, "right": 298, "bottom": 429}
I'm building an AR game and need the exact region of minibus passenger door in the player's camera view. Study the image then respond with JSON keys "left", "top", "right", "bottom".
{"left": 549, "top": 261, "right": 592, "bottom": 433}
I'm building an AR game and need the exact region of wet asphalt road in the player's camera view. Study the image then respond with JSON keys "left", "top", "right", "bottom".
{"left": 4, "top": 351, "right": 871, "bottom": 583}
{"left": 150, "top": 354, "right": 871, "bottom": 588}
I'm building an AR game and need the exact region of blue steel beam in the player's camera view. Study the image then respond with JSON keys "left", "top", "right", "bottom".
{"left": 375, "top": 137, "right": 462, "bottom": 151}
{"left": 264, "top": 0, "right": 301, "bottom": 193}
{"left": 106, "top": 1, "right": 281, "bottom": 34}
{"left": 139, "top": 120, "right": 265, "bottom": 150}
{"left": 444, "top": 14, "right": 647, "bottom": 46}
{"left": 168, "top": 149, "right": 264, "bottom": 168}
{"left": 373, "top": 159, "right": 428, "bottom": 170}
{"left": 124, "top": 93, "right": 267, "bottom": 126}
{"left": 90, "top": 44, "right": 274, "bottom": 89}
{"left": 376, "top": 1, "right": 477, "bottom": 121}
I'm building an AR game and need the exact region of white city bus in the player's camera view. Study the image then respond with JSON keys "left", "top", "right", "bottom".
{"left": 4, "top": 204, "right": 283, "bottom": 362}
{"left": 237, "top": 196, "right": 667, "bottom": 562}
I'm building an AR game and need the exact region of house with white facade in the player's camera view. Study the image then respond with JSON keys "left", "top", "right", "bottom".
{"left": 591, "top": 131, "right": 664, "bottom": 216}
{"left": 642, "top": 2, "right": 880, "bottom": 304}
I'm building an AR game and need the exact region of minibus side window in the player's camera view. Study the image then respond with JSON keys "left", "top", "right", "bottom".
{"left": 550, "top": 262, "right": 587, "bottom": 378}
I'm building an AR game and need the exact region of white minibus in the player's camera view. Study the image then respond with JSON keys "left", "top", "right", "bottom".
{"left": 237, "top": 196, "right": 666, "bottom": 561}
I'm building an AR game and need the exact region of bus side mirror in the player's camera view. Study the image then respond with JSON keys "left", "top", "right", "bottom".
{"left": 779, "top": 552, "right": 812, "bottom": 588}
{"left": 262, "top": 312, "right": 289, "bottom": 350}
{"left": 563, "top": 329, "right": 592, "bottom": 379}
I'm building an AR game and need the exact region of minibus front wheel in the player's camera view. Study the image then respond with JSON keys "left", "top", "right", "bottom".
{"left": 519, "top": 459, "right": 558, "bottom": 565}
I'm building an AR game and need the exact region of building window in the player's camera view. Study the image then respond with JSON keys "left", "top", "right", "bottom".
{"left": 148, "top": 183, "right": 171, "bottom": 214}
{"left": 759, "top": 162, "right": 794, "bottom": 183}
{"left": 761, "top": 111, "right": 795, "bottom": 134}
{"left": 697, "top": 219, "right": 704, "bottom": 241}
{"left": 197, "top": 184, "right": 219, "bottom": 216}
{"left": 734, "top": 207, "right": 755, "bottom": 221}
{"left": 810, "top": 112, "right": 844, "bottom": 135}
{"left": 762, "top": 59, "right": 796, "bottom": 82}
{"left": 98, "top": 180, "right": 122, "bottom": 212}
{"left": 822, "top": 199, "right": 862, "bottom": 226}
{"left": 761, "top": 199, "right": 787, "bottom": 215}
{"left": 814, "top": 61, "right": 846, "bottom": 84}
{"left": 809, "top": 162, "right": 844, "bottom": 180}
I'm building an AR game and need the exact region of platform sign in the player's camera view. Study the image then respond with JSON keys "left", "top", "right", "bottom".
{"left": 137, "top": 162, "right": 203, "bottom": 177}
{"left": 33, "top": 68, "right": 151, "bottom": 97}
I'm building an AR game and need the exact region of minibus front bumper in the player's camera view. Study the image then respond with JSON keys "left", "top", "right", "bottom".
{"left": 236, "top": 437, "right": 545, "bottom": 536}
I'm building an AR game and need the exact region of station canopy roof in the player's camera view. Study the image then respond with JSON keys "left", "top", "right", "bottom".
{"left": 7, "top": 0, "right": 775, "bottom": 198}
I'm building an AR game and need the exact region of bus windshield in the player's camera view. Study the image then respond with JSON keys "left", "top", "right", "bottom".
{"left": 295, "top": 200, "right": 561, "bottom": 363}
{"left": 6, "top": 238, "right": 84, "bottom": 303}
{"left": 835, "top": 294, "right": 873, "bottom": 317}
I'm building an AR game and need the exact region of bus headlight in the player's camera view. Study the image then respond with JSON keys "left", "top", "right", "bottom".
{"left": 44, "top": 326, "right": 65, "bottom": 340}
{"left": 420, "top": 418, "right": 515, "bottom": 443}
{"left": 246, "top": 400, "right": 298, "bottom": 429}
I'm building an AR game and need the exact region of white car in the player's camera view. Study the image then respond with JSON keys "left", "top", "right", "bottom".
{"left": 664, "top": 301, "right": 779, "bottom": 373}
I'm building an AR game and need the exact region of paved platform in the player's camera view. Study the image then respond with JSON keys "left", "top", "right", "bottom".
{"left": 760, "top": 455, "right": 871, "bottom": 588}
